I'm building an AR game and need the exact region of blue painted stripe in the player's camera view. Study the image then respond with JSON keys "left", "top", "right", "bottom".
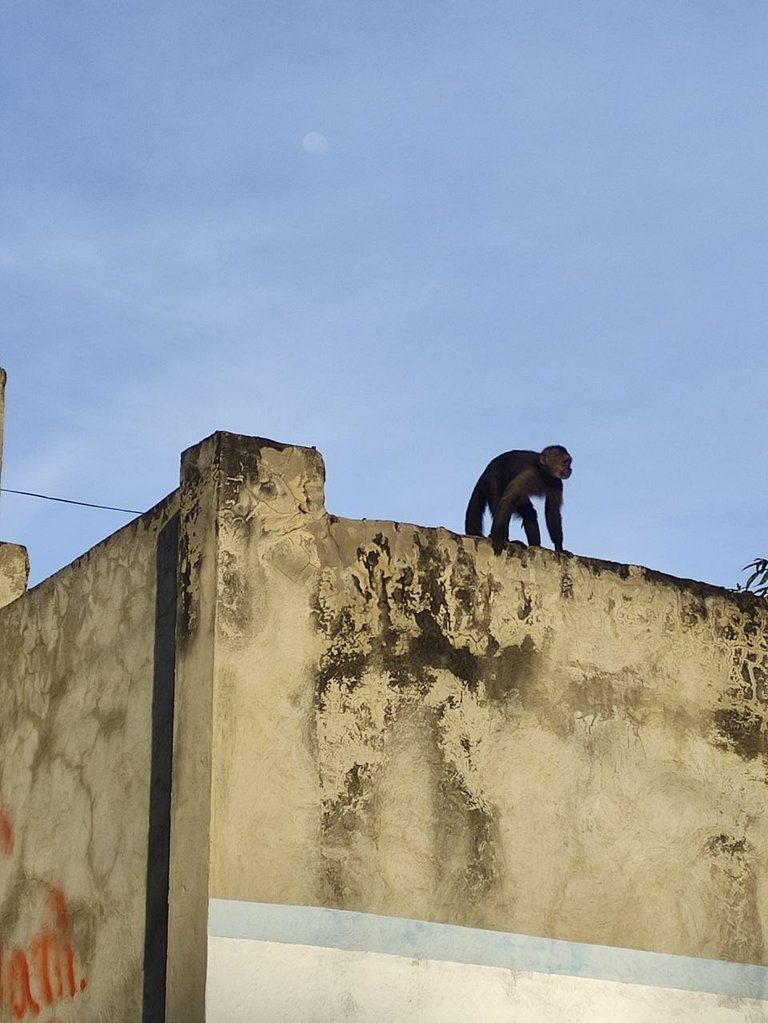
{"left": 208, "top": 899, "right": 768, "bottom": 1002}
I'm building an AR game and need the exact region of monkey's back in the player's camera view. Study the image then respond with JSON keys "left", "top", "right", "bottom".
{"left": 479, "top": 450, "right": 541, "bottom": 490}
{"left": 466, "top": 450, "right": 542, "bottom": 535}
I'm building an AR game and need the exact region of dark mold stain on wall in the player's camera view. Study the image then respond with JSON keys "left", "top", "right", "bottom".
{"left": 313, "top": 532, "right": 541, "bottom": 708}
{"left": 315, "top": 605, "right": 368, "bottom": 699}
{"left": 679, "top": 590, "right": 709, "bottom": 627}
{"left": 317, "top": 704, "right": 501, "bottom": 918}
{"left": 705, "top": 832, "right": 764, "bottom": 962}
{"left": 713, "top": 704, "right": 768, "bottom": 762}
{"left": 711, "top": 602, "right": 768, "bottom": 763}
{"left": 311, "top": 525, "right": 768, "bottom": 939}
{"left": 217, "top": 548, "right": 253, "bottom": 645}
{"left": 312, "top": 532, "right": 530, "bottom": 914}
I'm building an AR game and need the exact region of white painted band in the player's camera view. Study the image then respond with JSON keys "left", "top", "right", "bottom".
{"left": 208, "top": 900, "right": 768, "bottom": 1002}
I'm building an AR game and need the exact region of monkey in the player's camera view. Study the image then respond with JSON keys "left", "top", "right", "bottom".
{"left": 465, "top": 446, "right": 572, "bottom": 556}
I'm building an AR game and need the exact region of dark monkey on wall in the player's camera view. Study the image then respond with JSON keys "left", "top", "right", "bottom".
{"left": 465, "top": 446, "right": 573, "bottom": 555}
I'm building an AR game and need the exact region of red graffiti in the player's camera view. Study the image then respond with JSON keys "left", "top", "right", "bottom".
{"left": 0, "top": 888, "right": 87, "bottom": 1020}
{"left": 0, "top": 811, "right": 13, "bottom": 857}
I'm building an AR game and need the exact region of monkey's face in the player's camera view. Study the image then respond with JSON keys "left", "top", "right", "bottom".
{"left": 542, "top": 446, "right": 572, "bottom": 479}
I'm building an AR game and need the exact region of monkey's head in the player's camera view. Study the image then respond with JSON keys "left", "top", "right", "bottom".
{"left": 540, "top": 445, "right": 572, "bottom": 480}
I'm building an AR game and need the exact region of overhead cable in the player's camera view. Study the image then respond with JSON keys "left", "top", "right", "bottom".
{"left": 0, "top": 487, "right": 141, "bottom": 515}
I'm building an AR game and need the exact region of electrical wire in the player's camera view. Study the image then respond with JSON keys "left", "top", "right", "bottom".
{"left": 0, "top": 488, "right": 141, "bottom": 515}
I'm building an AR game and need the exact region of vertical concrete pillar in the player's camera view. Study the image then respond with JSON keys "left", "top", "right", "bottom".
{"left": 164, "top": 431, "right": 327, "bottom": 1022}
{"left": 165, "top": 433, "right": 221, "bottom": 1023}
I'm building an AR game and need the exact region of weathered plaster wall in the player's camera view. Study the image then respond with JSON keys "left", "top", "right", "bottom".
{"left": 0, "top": 493, "right": 179, "bottom": 1022}
{"left": 0, "top": 544, "right": 29, "bottom": 609}
{"left": 4, "top": 429, "right": 767, "bottom": 1021}
{"left": 181, "top": 433, "right": 768, "bottom": 974}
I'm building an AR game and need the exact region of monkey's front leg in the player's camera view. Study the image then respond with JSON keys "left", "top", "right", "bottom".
{"left": 544, "top": 494, "right": 564, "bottom": 552}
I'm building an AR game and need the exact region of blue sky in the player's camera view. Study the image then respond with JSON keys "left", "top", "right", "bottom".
{"left": 2, "top": 0, "right": 767, "bottom": 589}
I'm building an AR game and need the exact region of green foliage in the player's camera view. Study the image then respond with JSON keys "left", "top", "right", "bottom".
{"left": 741, "top": 558, "right": 768, "bottom": 597}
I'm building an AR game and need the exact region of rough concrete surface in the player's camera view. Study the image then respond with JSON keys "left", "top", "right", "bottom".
{"left": 197, "top": 433, "right": 768, "bottom": 968}
{"left": 3, "top": 429, "right": 768, "bottom": 1023}
{"left": 0, "top": 494, "right": 178, "bottom": 1022}
{"left": 0, "top": 543, "right": 29, "bottom": 608}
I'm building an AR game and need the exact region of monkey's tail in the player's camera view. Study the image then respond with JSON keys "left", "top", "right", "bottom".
{"left": 465, "top": 483, "right": 486, "bottom": 536}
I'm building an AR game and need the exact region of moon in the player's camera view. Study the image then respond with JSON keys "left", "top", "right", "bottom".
{"left": 302, "top": 132, "right": 329, "bottom": 155}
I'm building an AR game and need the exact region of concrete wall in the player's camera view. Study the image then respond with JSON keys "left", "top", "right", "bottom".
{"left": 187, "top": 434, "right": 768, "bottom": 955}
{"left": 3, "top": 429, "right": 768, "bottom": 1021}
{"left": 162, "top": 433, "right": 768, "bottom": 1022}
{"left": 0, "top": 493, "right": 179, "bottom": 1022}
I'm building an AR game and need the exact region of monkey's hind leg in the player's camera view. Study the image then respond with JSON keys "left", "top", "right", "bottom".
{"left": 490, "top": 486, "right": 536, "bottom": 556}
{"left": 518, "top": 500, "right": 541, "bottom": 547}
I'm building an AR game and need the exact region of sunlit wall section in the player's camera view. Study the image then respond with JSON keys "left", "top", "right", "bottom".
{"left": 167, "top": 433, "right": 768, "bottom": 1022}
